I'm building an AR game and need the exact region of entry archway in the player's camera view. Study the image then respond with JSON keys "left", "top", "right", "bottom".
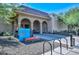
{"left": 42, "top": 21, "right": 48, "bottom": 33}
{"left": 21, "top": 18, "right": 31, "bottom": 28}
{"left": 33, "top": 20, "right": 40, "bottom": 34}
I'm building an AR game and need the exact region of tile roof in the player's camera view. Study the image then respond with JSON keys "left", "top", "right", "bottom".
{"left": 20, "top": 5, "right": 50, "bottom": 18}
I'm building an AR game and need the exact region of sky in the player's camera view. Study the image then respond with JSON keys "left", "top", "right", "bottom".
{"left": 23, "top": 3, "right": 79, "bottom": 14}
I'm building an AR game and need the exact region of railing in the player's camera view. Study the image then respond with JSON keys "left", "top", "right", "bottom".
{"left": 53, "top": 38, "right": 68, "bottom": 54}
{"left": 43, "top": 38, "right": 68, "bottom": 55}
{"left": 43, "top": 41, "right": 52, "bottom": 55}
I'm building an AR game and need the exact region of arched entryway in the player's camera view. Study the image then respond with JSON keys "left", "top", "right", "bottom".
{"left": 21, "top": 18, "right": 31, "bottom": 28}
{"left": 33, "top": 20, "right": 40, "bottom": 34}
{"left": 42, "top": 21, "right": 48, "bottom": 33}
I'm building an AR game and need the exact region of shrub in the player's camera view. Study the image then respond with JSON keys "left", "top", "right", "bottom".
{"left": 3, "top": 32, "right": 11, "bottom": 36}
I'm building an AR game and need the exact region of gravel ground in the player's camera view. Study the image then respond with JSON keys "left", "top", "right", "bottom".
{"left": 0, "top": 36, "right": 67, "bottom": 55}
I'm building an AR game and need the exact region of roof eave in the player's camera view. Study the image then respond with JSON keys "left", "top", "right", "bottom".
{"left": 16, "top": 11, "right": 50, "bottom": 20}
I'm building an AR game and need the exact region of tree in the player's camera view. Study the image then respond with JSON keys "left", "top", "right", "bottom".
{"left": 58, "top": 7, "right": 79, "bottom": 34}
{"left": 0, "top": 3, "right": 23, "bottom": 35}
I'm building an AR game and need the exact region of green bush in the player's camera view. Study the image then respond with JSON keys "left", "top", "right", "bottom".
{"left": 3, "top": 32, "right": 11, "bottom": 36}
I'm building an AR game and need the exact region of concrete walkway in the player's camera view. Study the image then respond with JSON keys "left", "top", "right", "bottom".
{"left": 42, "top": 47, "right": 79, "bottom": 55}
{"left": 0, "top": 36, "right": 79, "bottom": 55}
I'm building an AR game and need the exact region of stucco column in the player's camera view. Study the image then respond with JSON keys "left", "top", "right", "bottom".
{"left": 31, "top": 21, "right": 33, "bottom": 36}
{"left": 18, "top": 17, "right": 21, "bottom": 28}
{"left": 31, "top": 21, "right": 33, "bottom": 31}
{"left": 40, "top": 21, "right": 43, "bottom": 34}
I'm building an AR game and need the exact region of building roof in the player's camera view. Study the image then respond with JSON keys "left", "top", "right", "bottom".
{"left": 19, "top": 5, "right": 50, "bottom": 18}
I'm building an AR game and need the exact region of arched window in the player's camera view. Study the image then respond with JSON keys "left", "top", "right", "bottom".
{"left": 33, "top": 20, "right": 40, "bottom": 34}
{"left": 42, "top": 21, "right": 48, "bottom": 33}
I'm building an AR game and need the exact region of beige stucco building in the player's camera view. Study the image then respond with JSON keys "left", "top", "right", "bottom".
{"left": 0, "top": 6, "right": 68, "bottom": 34}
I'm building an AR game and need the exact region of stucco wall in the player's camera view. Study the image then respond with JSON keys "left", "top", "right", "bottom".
{"left": 54, "top": 20, "right": 68, "bottom": 31}
{"left": 0, "top": 21, "right": 12, "bottom": 33}
{"left": 49, "top": 14, "right": 68, "bottom": 32}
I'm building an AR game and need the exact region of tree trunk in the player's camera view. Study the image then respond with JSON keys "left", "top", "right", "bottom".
{"left": 75, "top": 27, "right": 78, "bottom": 35}
{"left": 68, "top": 25, "right": 69, "bottom": 32}
{"left": 68, "top": 25, "right": 73, "bottom": 32}
{"left": 11, "top": 21, "right": 15, "bottom": 36}
{"left": 68, "top": 25, "right": 71, "bottom": 32}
